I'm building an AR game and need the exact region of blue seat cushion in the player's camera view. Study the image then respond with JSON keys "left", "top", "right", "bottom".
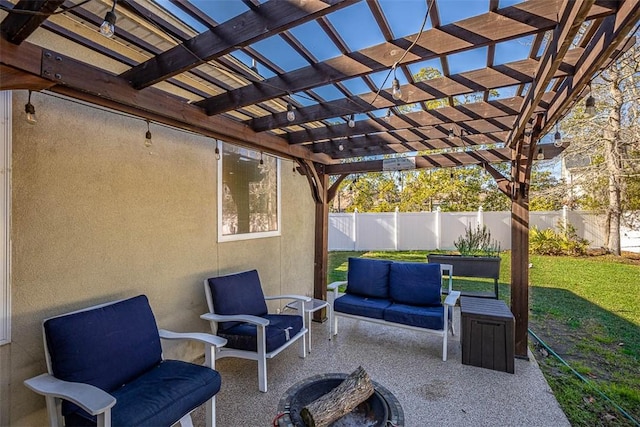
{"left": 383, "top": 303, "right": 444, "bottom": 330}
{"left": 333, "top": 294, "right": 392, "bottom": 319}
{"left": 346, "top": 258, "right": 392, "bottom": 299}
{"left": 44, "top": 295, "right": 162, "bottom": 393}
{"left": 63, "top": 360, "right": 222, "bottom": 427}
{"left": 207, "top": 270, "right": 269, "bottom": 332}
{"left": 219, "top": 314, "right": 303, "bottom": 353}
{"left": 389, "top": 262, "right": 442, "bottom": 306}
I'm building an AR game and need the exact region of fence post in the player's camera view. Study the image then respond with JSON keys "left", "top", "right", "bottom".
{"left": 353, "top": 209, "right": 358, "bottom": 251}
{"left": 394, "top": 207, "right": 399, "bottom": 250}
{"left": 435, "top": 207, "right": 441, "bottom": 250}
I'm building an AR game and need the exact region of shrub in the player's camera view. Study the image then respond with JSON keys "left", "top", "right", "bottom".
{"left": 454, "top": 224, "right": 501, "bottom": 257}
{"left": 530, "top": 222, "right": 589, "bottom": 256}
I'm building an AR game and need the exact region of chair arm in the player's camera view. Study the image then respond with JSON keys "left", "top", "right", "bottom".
{"left": 24, "top": 374, "right": 116, "bottom": 416}
{"left": 444, "top": 291, "right": 461, "bottom": 307}
{"left": 264, "top": 294, "right": 312, "bottom": 303}
{"left": 200, "top": 313, "right": 269, "bottom": 327}
{"left": 327, "top": 281, "right": 347, "bottom": 300}
{"left": 158, "top": 329, "right": 227, "bottom": 348}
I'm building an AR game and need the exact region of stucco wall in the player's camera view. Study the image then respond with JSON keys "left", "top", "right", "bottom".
{"left": 4, "top": 91, "right": 315, "bottom": 425}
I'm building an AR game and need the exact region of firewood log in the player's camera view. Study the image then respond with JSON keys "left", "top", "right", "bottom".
{"left": 300, "top": 366, "right": 374, "bottom": 427}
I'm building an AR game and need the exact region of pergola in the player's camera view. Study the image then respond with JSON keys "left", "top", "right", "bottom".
{"left": 1, "top": 0, "right": 638, "bottom": 358}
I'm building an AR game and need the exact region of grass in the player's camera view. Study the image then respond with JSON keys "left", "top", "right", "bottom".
{"left": 327, "top": 250, "right": 640, "bottom": 426}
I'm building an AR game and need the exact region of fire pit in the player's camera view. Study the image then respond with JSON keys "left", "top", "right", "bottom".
{"left": 277, "top": 373, "right": 404, "bottom": 427}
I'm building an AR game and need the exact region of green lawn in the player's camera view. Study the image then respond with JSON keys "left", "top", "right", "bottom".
{"left": 327, "top": 251, "right": 640, "bottom": 426}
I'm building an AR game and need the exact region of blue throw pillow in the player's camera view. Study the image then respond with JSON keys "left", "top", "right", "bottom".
{"left": 346, "top": 257, "right": 392, "bottom": 299}
{"left": 389, "top": 262, "right": 442, "bottom": 306}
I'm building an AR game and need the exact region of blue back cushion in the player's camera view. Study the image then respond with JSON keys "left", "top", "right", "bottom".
{"left": 346, "top": 258, "right": 392, "bottom": 298}
{"left": 207, "top": 270, "right": 268, "bottom": 332}
{"left": 44, "top": 295, "right": 162, "bottom": 393}
{"left": 389, "top": 262, "right": 442, "bottom": 306}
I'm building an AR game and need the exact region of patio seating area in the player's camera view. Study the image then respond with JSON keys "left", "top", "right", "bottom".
{"left": 194, "top": 311, "right": 569, "bottom": 427}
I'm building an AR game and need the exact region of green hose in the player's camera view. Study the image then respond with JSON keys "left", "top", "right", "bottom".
{"left": 528, "top": 328, "right": 639, "bottom": 427}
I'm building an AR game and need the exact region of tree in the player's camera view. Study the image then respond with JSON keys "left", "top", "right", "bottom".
{"left": 556, "top": 40, "right": 640, "bottom": 254}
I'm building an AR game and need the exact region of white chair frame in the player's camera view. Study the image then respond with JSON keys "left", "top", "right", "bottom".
{"left": 202, "top": 279, "right": 310, "bottom": 392}
{"left": 24, "top": 298, "right": 227, "bottom": 427}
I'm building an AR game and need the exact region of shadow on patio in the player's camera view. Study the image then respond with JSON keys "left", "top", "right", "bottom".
{"left": 195, "top": 309, "right": 569, "bottom": 426}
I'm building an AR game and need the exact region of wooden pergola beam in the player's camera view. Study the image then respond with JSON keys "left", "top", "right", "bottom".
{"left": 0, "top": 38, "right": 331, "bottom": 165}
{"left": 0, "top": 0, "right": 65, "bottom": 44}
{"left": 506, "top": 0, "right": 596, "bottom": 148}
{"left": 196, "top": 0, "right": 615, "bottom": 116}
{"left": 120, "top": 0, "right": 356, "bottom": 89}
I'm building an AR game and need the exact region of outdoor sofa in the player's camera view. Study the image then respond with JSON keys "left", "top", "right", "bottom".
{"left": 329, "top": 257, "right": 460, "bottom": 361}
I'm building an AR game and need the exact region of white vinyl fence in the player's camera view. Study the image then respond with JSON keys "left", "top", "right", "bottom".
{"left": 329, "top": 208, "right": 640, "bottom": 252}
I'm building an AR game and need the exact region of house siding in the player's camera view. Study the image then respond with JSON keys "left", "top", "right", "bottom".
{"left": 3, "top": 92, "right": 315, "bottom": 425}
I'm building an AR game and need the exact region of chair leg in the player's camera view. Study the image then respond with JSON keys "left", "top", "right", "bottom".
{"left": 177, "top": 414, "right": 194, "bottom": 427}
{"left": 207, "top": 396, "right": 215, "bottom": 427}
{"left": 258, "top": 325, "right": 268, "bottom": 393}
{"left": 442, "top": 329, "right": 448, "bottom": 361}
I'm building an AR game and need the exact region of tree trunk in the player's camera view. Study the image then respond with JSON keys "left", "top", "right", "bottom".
{"left": 604, "top": 63, "right": 624, "bottom": 255}
{"left": 300, "top": 366, "right": 374, "bottom": 427}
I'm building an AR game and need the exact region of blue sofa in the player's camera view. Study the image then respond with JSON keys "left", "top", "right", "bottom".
{"left": 328, "top": 258, "right": 460, "bottom": 361}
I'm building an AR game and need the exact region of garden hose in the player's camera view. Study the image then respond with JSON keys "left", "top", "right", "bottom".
{"left": 528, "top": 328, "right": 639, "bottom": 427}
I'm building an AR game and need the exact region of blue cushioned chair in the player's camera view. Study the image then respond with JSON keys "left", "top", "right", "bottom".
{"left": 202, "top": 270, "right": 310, "bottom": 392}
{"left": 24, "top": 295, "right": 226, "bottom": 427}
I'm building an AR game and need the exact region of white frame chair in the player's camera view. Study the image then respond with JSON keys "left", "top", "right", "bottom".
{"left": 24, "top": 297, "right": 227, "bottom": 427}
{"left": 202, "top": 274, "right": 310, "bottom": 392}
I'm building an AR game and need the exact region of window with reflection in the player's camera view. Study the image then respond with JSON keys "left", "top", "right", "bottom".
{"left": 218, "top": 142, "right": 280, "bottom": 241}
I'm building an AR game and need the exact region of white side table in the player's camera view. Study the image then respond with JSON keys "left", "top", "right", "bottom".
{"left": 285, "top": 298, "right": 332, "bottom": 352}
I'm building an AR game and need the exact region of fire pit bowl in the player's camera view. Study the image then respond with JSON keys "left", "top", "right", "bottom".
{"left": 277, "top": 373, "right": 404, "bottom": 427}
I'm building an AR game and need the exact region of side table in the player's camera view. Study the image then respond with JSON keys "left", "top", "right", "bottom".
{"left": 460, "top": 296, "right": 514, "bottom": 373}
{"left": 285, "top": 298, "right": 332, "bottom": 352}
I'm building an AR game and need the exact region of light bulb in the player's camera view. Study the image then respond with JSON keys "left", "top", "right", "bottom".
{"left": 286, "top": 103, "right": 295, "bottom": 122}
{"left": 384, "top": 109, "right": 391, "bottom": 123}
{"left": 144, "top": 120, "right": 152, "bottom": 147}
{"left": 585, "top": 95, "right": 596, "bottom": 117}
{"left": 100, "top": 10, "right": 116, "bottom": 38}
{"left": 391, "top": 77, "right": 402, "bottom": 101}
{"left": 448, "top": 128, "right": 455, "bottom": 140}
{"left": 215, "top": 147, "right": 221, "bottom": 160}
{"left": 25, "top": 91, "right": 36, "bottom": 125}
{"left": 338, "top": 143, "right": 344, "bottom": 151}
{"left": 348, "top": 114, "right": 355, "bottom": 128}
{"left": 553, "top": 132, "right": 562, "bottom": 148}
{"left": 250, "top": 58, "right": 259, "bottom": 74}
{"left": 537, "top": 147, "right": 544, "bottom": 160}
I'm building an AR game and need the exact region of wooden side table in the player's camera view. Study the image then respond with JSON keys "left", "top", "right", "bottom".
{"left": 460, "top": 296, "right": 515, "bottom": 373}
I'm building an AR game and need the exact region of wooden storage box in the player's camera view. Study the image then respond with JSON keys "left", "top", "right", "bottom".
{"left": 460, "top": 297, "right": 514, "bottom": 374}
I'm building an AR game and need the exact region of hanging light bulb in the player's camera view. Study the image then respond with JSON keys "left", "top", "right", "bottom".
{"left": 391, "top": 77, "right": 402, "bottom": 101}
{"left": 537, "top": 147, "right": 545, "bottom": 160}
{"left": 250, "top": 58, "right": 259, "bottom": 74}
{"left": 286, "top": 102, "right": 295, "bottom": 122}
{"left": 100, "top": 0, "right": 117, "bottom": 38}
{"left": 553, "top": 123, "right": 562, "bottom": 147}
{"left": 214, "top": 140, "right": 221, "bottom": 160}
{"left": 259, "top": 152, "right": 264, "bottom": 165}
{"left": 144, "top": 120, "right": 152, "bottom": 147}
{"left": 338, "top": 143, "right": 344, "bottom": 151}
{"left": 448, "top": 128, "right": 455, "bottom": 140}
{"left": 24, "top": 90, "right": 37, "bottom": 125}
{"left": 383, "top": 109, "right": 391, "bottom": 123}
{"left": 348, "top": 114, "right": 355, "bottom": 128}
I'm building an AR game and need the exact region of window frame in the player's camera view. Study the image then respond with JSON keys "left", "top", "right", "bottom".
{"left": 216, "top": 140, "right": 281, "bottom": 243}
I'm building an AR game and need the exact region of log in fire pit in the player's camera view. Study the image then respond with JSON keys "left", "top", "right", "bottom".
{"left": 277, "top": 372, "right": 404, "bottom": 427}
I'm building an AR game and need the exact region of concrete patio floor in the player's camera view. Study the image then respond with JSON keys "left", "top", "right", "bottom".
{"left": 194, "top": 308, "right": 569, "bottom": 427}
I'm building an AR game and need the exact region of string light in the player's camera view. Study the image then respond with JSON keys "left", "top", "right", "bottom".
{"left": 100, "top": 0, "right": 117, "bottom": 38}
{"left": 383, "top": 109, "right": 391, "bottom": 123}
{"left": 348, "top": 114, "right": 355, "bottom": 128}
{"left": 338, "top": 143, "right": 344, "bottom": 151}
{"left": 391, "top": 66, "right": 402, "bottom": 101}
{"left": 214, "top": 140, "right": 221, "bottom": 160}
{"left": 24, "top": 90, "right": 37, "bottom": 125}
{"left": 250, "top": 58, "right": 259, "bottom": 74}
{"left": 144, "top": 119, "right": 152, "bottom": 147}
{"left": 286, "top": 102, "right": 295, "bottom": 122}
{"left": 553, "top": 123, "right": 562, "bottom": 147}
{"left": 448, "top": 128, "right": 455, "bottom": 140}
{"left": 537, "top": 147, "right": 544, "bottom": 160}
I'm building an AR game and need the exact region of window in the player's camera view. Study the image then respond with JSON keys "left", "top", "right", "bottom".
{"left": 217, "top": 141, "right": 281, "bottom": 242}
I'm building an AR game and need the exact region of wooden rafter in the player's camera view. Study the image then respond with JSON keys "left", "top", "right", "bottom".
{"left": 0, "top": 0, "right": 64, "bottom": 44}
{"left": 120, "top": 0, "right": 356, "bottom": 88}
